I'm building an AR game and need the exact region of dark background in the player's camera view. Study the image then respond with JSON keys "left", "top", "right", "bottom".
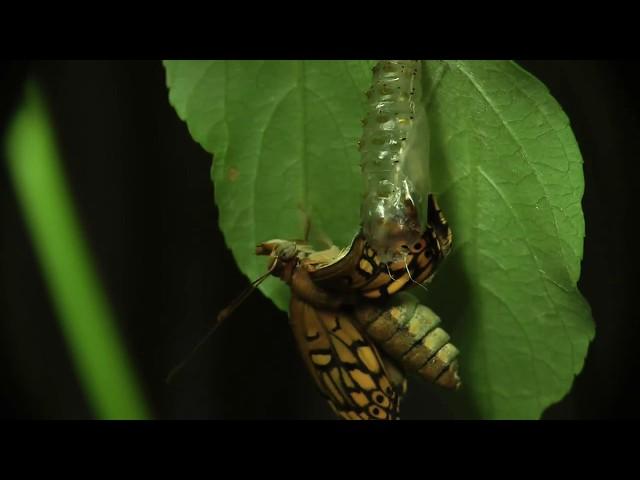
{"left": 0, "top": 60, "right": 638, "bottom": 419}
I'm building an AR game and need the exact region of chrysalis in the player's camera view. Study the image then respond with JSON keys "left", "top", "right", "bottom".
{"left": 359, "top": 60, "right": 431, "bottom": 264}
{"left": 246, "top": 60, "right": 459, "bottom": 419}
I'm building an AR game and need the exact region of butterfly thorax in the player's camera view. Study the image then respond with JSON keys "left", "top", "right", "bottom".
{"left": 257, "top": 195, "right": 451, "bottom": 303}
{"left": 256, "top": 239, "right": 354, "bottom": 310}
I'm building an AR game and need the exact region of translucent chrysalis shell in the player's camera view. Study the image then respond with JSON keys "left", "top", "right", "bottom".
{"left": 359, "top": 60, "right": 430, "bottom": 263}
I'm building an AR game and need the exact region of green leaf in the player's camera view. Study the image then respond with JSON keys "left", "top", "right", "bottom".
{"left": 420, "top": 61, "right": 593, "bottom": 419}
{"left": 164, "top": 60, "right": 594, "bottom": 419}
{"left": 165, "top": 60, "right": 375, "bottom": 311}
{"left": 5, "top": 81, "right": 151, "bottom": 420}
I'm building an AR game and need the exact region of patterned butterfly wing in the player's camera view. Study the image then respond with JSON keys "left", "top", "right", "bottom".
{"left": 289, "top": 286, "right": 406, "bottom": 420}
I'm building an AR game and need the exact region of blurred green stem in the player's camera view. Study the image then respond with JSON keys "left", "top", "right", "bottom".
{"left": 5, "top": 80, "right": 151, "bottom": 420}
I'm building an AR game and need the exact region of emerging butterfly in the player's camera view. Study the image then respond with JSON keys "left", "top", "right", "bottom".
{"left": 168, "top": 60, "right": 458, "bottom": 420}
{"left": 249, "top": 60, "right": 459, "bottom": 419}
{"left": 256, "top": 243, "right": 407, "bottom": 420}
{"left": 307, "top": 194, "right": 452, "bottom": 300}
{"left": 188, "top": 60, "right": 458, "bottom": 420}
{"left": 255, "top": 194, "right": 459, "bottom": 420}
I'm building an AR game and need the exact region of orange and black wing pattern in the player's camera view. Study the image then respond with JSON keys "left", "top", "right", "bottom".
{"left": 289, "top": 293, "right": 406, "bottom": 420}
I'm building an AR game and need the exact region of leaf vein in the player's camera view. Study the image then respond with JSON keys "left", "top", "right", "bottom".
{"left": 477, "top": 166, "right": 575, "bottom": 385}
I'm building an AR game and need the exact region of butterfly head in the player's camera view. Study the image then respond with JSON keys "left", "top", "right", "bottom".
{"left": 256, "top": 239, "right": 312, "bottom": 283}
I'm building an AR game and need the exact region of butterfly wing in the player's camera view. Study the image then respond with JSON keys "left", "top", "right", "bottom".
{"left": 289, "top": 293, "right": 405, "bottom": 420}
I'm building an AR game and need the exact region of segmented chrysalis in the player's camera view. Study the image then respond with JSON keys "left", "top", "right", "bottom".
{"left": 359, "top": 60, "right": 431, "bottom": 264}
{"left": 259, "top": 61, "right": 448, "bottom": 303}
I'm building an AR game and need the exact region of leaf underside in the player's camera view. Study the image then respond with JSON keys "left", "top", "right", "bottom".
{"left": 164, "top": 60, "right": 594, "bottom": 420}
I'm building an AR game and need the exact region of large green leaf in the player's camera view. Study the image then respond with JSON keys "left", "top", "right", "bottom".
{"left": 165, "top": 61, "right": 374, "bottom": 311}
{"left": 164, "top": 60, "right": 594, "bottom": 419}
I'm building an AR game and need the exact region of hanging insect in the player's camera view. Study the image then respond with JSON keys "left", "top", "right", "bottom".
{"left": 255, "top": 242, "right": 408, "bottom": 420}
{"left": 256, "top": 233, "right": 460, "bottom": 421}
{"left": 171, "top": 60, "right": 458, "bottom": 420}
{"left": 166, "top": 60, "right": 459, "bottom": 420}
{"left": 250, "top": 60, "right": 460, "bottom": 419}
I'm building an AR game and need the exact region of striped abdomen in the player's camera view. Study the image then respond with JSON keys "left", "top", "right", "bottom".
{"left": 355, "top": 293, "right": 461, "bottom": 389}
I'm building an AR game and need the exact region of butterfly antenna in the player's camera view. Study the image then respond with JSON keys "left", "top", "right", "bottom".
{"left": 404, "top": 254, "right": 429, "bottom": 294}
{"left": 216, "top": 265, "right": 275, "bottom": 325}
{"left": 165, "top": 322, "right": 223, "bottom": 385}
{"left": 386, "top": 263, "right": 397, "bottom": 281}
{"left": 165, "top": 262, "right": 277, "bottom": 385}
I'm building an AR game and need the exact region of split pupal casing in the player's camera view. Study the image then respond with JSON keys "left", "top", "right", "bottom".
{"left": 359, "top": 60, "right": 431, "bottom": 263}
{"left": 354, "top": 292, "right": 461, "bottom": 390}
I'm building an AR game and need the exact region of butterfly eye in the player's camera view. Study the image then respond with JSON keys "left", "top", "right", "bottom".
{"left": 411, "top": 240, "right": 426, "bottom": 253}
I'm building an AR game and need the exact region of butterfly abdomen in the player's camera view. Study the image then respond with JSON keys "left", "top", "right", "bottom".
{"left": 355, "top": 293, "right": 461, "bottom": 390}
